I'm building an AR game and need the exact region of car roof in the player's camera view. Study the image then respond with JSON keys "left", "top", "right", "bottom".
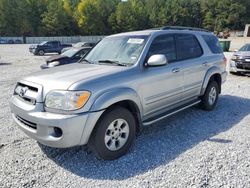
{"left": 109, "top": 26, "right": 212, "bottom": 37}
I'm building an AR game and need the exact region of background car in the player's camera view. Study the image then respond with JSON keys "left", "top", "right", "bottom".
{"left": 15, "top": 39, "right": 23, "bottom": 44}
{"left": 229, "top": 43, "right": 250, "bottom": 74}
{"left": 61, "top": 42, "right": 96, "bottom": 53}
{"left": 40, "top": 47, "right": 91, "bottom": 69}
{"left": 7, "top": 39, "right": 14, "bottom": 44}
{"left": 0, "top": 39, "right": 7, "bottom": 44}
{"left": 29, "top": 41, "right": 72, "bottom": 56}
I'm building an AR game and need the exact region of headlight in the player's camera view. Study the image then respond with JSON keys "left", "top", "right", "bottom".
{"left": 45, "top": 90, "right": 91, "bottom": 110}
{"left": 48, "top": 61, "right": 60, "bottom": 67}
{"left": 231, "top": 55, "right": 237, "bottom": 60}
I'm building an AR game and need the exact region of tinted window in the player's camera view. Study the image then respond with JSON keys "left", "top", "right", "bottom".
{"left": 202, "top": 35, "right": 223, "bottom": 54}
{"left": 176, "top": 34, "right": 203, "bottom": 60}
{"left": 75, "top": 49, "right": 89, "bottom": 58}
{"left": 51, "top": 41, "right": 59, "bottom": 47}
{"left": 239, "top": 44, "right": 250, "bottom": 52}
{"left": 148, "top": 35, "right": 177, "bottom": 62}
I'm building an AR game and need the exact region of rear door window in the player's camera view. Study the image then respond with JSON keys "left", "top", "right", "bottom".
{"left": 148, "top": 35, "right": 177, "bottom": 62}
{"left": 202, "top": 35, "right": 223, "bottom": 54}
{"left": 176, "top": 34, "right": 203, "bottom": 60}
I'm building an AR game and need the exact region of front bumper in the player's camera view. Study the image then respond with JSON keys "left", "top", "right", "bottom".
{"left": 29, "top": 48, "right": 36, "bottom": 54}
{"left": 229, "top": 60, "right": 250, "bottom": 73}
{"left": 40, "top": 64, "right": 49, "bottom": 69}
{"left": 10, "top": 96, "right": 104, "bottom": 148}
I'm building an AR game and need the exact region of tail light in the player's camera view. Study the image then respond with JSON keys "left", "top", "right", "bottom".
{"left": 223, "top": 56, "right": 227, "bottom": 68}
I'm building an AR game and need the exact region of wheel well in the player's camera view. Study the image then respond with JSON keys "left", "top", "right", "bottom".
{"left": 209, "top": 74, "right": 222, "bottom": 93}
{"left": 105, "top": 100, "right": 142, "bottom": 134}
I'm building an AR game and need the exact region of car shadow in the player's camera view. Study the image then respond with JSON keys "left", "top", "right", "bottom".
{"left": 39, "top": 94, "right": 250, "bottom": 180}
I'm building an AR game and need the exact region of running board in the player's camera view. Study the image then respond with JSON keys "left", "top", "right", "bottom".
{"left": 143, "top": 99, "right": 201, "bottom": 126}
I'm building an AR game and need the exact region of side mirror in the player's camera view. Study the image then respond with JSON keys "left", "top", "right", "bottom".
{"left": 233, "top": 49, "right": 238, "bottom": 52}
{"left": 146, "top": 54, "right": 168, "bottom": 67}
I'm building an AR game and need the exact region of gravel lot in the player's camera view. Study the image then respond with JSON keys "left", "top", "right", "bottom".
{"left": 0, "top": 44, "right": 250, "bottom": 187}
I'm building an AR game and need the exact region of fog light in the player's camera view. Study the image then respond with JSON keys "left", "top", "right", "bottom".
{"left": 53, "top": 127, "right": 62, "bottom": 138}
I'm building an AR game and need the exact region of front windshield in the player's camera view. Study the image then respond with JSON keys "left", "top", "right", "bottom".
{"left": 84, "top": 35, "right": 148, "bottom": 65}
{"left": 239, "top": 44, "right": 250, "bottom": 52}
{"left": 40, "top": 41, "right": 48, "bottom": 45}
{"left": 61, "top": 49, "right": 78, "bottom": 57}
{"left": 74, "top": 42, "right": 84, "bottom": 48}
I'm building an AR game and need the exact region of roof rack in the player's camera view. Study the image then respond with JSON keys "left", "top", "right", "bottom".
{"left": 151, "top": 26, "right": 211, "bottom": 33}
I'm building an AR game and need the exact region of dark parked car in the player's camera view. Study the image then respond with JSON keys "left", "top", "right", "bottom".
{"left": 15, "top": 39, "right": 23, "bottom": 44}
{"left": 7, "top": 39, "right": 14, "bottom": 44}
{"left": 229, "top": 43, "right": 250, "bottom": 74}
{"left": 40, "top": 47, "right": 91, "bottom": 69}
{"left": 61, "top": 42, "right": 96, "bottom": 53}
{"left": 29, "top": 41, "right": 72, "bottom": 56}
{"left": 0, "top": 39, "right": 7, "bottom": 44}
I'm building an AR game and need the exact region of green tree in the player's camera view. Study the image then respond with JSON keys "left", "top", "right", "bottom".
{"left": 76, "top": 0, "right": 118, "bottom": 35}
{"left": 109, "top": 0, "right": 148, "bottom": 33}
{"left": 41, "top": 0, "right": 76, "bottom": 36}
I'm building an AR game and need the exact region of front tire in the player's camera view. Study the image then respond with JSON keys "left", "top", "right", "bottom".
{"left": 38, "top": 50, "right": 45, "bottom": 56}
{"left": 200, "top": 81, "right": 219, "bottom": 111}
{"left": 88, "top": 107, "right": 136, "bottom": 160}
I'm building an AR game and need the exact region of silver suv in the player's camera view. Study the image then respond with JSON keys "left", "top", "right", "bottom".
{"left": 10, "top": 27, "right": 227, "bottom": 160}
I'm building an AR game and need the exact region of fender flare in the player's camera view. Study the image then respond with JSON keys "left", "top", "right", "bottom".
{"left": 200, "top": 66, "right": 221, "bottom": 95}
{"left": 90, "top": 87, "right": 143, "bottom": 114}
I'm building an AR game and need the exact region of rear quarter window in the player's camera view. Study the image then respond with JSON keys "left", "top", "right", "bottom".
{"left": 202, "top": 35, "right": 223, "bottom": 54}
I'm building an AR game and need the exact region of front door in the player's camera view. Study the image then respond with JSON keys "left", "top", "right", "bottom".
{"left": 140, "top": 34, "right": 183, "bottom": 119}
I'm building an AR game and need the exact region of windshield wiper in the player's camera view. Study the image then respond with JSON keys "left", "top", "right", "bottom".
{"left": 98, "top": 60, "right": 128, "bottom": 67}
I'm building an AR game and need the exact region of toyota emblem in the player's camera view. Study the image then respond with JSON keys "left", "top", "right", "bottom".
{"left": 19, "top": 87, "right": 28, "bottom": 97}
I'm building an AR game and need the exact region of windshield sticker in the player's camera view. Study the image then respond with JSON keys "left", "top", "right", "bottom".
{"left": 127, "top": 38, "right": 144, "bottom": 44}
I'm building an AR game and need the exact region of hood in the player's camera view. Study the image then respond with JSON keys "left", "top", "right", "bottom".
{"left": 29, "top": 44, "right": 37, "bottom": 48}
{"left": 46, "top": 55, "right": 68, "bottom": 63}
{"left": 234, "top": 51, "right": 250, "bottom": 57}
{"left": 22, "top": 63, "right": 127, "bottom": 94}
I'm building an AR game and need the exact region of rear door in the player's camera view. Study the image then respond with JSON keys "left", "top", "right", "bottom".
{"left": 175, "top": 34, "right": 206, "bottom": 101}
{"left": 51, "top": 41, "right": 60, "bottom": 52}
{"left": 44, "top": 41, "right": 53, "bottom": 53}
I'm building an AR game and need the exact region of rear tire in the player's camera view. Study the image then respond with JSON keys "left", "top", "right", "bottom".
{"left": 200, "top": 81, "right": 219, "bottom": 111}
{"left": 88, "top": 106, "right": 136, "bottom": 160}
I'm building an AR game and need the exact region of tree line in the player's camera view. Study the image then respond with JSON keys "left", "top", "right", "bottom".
{"left": 0, "top": 0, "right": 249, "bottom": 37}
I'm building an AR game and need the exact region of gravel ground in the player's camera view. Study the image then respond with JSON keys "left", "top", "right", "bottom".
{"left": 0, "top": 44, "right": 250, "bottom": 188}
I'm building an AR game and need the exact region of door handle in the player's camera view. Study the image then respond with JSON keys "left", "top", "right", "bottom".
{"left": 202, "top": 62, "right": 208, "bottom": 66}
{"left": 172, "top": 68, "right": 180, "bottom": 73}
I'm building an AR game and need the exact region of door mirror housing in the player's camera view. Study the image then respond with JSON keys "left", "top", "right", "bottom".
{"left": 146, "top": 54, "right": 168, "bottom": 67}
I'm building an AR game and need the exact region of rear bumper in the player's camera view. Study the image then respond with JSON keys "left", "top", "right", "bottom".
{"left": 10, "top": 96, "right": 104, "bottom": 148}
{"left": 221, "top": 71, "right": 227, "bottom": 84}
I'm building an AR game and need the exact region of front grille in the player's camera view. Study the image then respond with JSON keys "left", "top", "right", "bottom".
{"left": 16, "top": 115, "right": 37, "bottom": 130}
{"left": 236, "top": 63, "right": 250, "bottom": 70}
{"left": 14, "top": 82, "right": 39, "bottom": 105}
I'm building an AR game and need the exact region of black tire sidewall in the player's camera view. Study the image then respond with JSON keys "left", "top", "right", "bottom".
{"left": 38, "top": 50, "right": 44, "bottom": 56}
{"left": 89, "top": 107, "right": 136, "bottom": 160}
{"left": 201, "top": 81, "right": 219, "bottom": 111}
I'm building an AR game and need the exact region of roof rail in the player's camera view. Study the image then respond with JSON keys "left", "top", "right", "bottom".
{"left": 151, "top": 26, "right": 211, "bottom": 33}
